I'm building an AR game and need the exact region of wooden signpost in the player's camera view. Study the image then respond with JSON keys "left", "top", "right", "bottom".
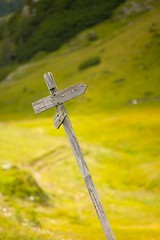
{"left": 32, "top": 72, "right": 116, "bottom": 240}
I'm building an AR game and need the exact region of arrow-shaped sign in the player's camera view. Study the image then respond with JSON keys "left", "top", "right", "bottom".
{"left": 31, "top": 73, "right": 116, "bottom": 240}
{"left": 32, "top": 83, "right": 87, "bottom": 114}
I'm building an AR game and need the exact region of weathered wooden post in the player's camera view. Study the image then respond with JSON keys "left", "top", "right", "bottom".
{"left": 32, "top": 72, "right": 116, "bottom": 240}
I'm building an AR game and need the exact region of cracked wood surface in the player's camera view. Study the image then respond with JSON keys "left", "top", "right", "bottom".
{"left": 32, "top": 83, "right": 87, "bottom": 114}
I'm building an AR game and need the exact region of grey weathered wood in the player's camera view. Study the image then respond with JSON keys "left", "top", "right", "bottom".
{"left": 32, "top": 83, "right": 87, "bottom": 114}
{"left": 54, "top": 107, "right": 67, "bottom": 129}
{"left": 62, "top": 115, "right": 116, "bottom": 240}
{"left": 44, "top": 73, "right": 56, "bottom": 92}
{"left": 32, "top": 72, "right": 116, "bottom": 240}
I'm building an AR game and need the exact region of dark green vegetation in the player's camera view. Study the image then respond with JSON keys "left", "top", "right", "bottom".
{"left": 0, "top": 0, "right": 160, "bottom": 239}
{"left": 0, "top": 0, "right": 124, "bottom": 68}
{"left": 78, "top": 56, "right": 101, "bottom": 71}
{"left": 0, "top": 0, "right": 23, "bottom": 16}
{"left": 0, "top": 165, "right": 48, "bottom": 203}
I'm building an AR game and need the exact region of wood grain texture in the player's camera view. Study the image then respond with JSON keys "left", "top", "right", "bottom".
{"left": 42, "top": 72, "right": 116, "bottom": 240}
{"left": 44, "top": 72, "right": 56, "bottom": 92}
{"left": 32, "top": 83, "right": 87, "bottom": 114}
{"left": 62, "top": 115, "right": 116, "bottom": 240}
{"left": 54, "top": 107, "right": 67, "bottom": 129}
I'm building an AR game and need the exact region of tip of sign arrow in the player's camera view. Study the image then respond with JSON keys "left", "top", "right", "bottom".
{"left": 81, "top": 83, "right": 88, "bottom": 93}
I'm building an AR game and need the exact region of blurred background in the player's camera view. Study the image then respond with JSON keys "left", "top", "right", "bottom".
{"left": 0, "top": 0, "right": 160, "bottom": 239}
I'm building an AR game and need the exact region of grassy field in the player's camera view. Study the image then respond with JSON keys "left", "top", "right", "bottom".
{"left": 0, "top": 2, "right": 160, "bottom": 239}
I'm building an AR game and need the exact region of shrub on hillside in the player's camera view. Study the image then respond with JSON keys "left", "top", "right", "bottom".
{"left": 0, "top": 165, "right": 48, "bottom": 203}
{"left": 78, "top": 56, "right": 101, "bottom": 71}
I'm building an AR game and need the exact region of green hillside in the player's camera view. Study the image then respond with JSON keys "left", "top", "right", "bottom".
{"left": 0, "top": 1, "right": 160, "bottom": 240}
{"left": 0, "top": 0, "right": 160, "bottom": 118}
{"left": 0, "top": 0, "right": 124, "bottom": 66}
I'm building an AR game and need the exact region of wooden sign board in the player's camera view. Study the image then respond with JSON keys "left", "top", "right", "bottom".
{"left": 32, "top": 72, "right": 116, "bottom": 240}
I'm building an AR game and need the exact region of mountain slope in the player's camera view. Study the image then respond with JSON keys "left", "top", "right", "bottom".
{"left": 0, "top": 3, "right": 159, "bottom": 118}
{"left": 0, "top": 2, "right": 160, "bottom": 240}
{"left": 0, "top": 0, "right": 125, "bottom": 64}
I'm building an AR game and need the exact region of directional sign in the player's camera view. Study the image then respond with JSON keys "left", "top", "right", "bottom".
{"left": 32, "top": 83, "right": 87, "bottom": 114}
{"left": 31, "top": 72, "right": 116, "bottom": 240}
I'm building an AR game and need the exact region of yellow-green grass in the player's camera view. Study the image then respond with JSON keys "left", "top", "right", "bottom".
{"left": 0, "top": 108, "right": 160, "bottom": 239}
{"left": 0, "top": 4, "right": 160, "bottom": 240}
